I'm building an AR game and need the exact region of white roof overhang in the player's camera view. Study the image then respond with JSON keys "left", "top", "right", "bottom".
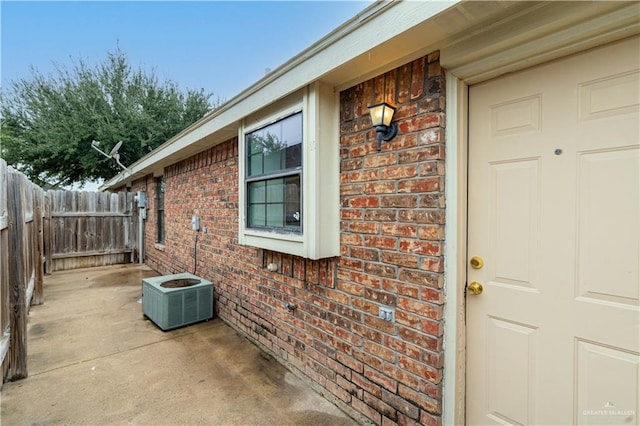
{"left": 101, "top": 0, "right": 639, "bottom": 190}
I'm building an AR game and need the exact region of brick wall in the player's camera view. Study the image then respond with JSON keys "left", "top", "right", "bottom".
{"left": 132, "top": 51, "right": 446, "bottom": 425}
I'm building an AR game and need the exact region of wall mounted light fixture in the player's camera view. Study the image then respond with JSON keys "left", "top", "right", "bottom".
{"left": 368, "top": 102, "right": 398, "bottom": 151}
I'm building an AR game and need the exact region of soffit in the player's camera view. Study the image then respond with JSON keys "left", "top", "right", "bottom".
{"left": 440, "top": 1, "right": 640, "bottom": 84}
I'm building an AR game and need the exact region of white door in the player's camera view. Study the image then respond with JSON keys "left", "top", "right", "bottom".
{"left": 467, "top": 36, "right": 640, "bottom": 425}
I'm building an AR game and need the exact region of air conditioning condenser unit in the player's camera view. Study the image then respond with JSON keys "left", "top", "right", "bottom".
{"left": 142, "top": 273, "right": 213, "bottom": 331}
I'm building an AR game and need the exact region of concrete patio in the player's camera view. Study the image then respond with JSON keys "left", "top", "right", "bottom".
{"left": 0, "top": 264, "right": 357, "bottom": 425}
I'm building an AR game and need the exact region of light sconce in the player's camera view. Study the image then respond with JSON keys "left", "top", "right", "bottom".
{"left": 368, "top": 102, "right": 398, "bottom": 151}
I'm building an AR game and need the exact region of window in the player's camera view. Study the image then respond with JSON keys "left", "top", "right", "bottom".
{"left": 238, "top": 82, "right": 340, "bottom": 259}
{"left": 156, "top": 176, "right": 165, "bottom": 244}
{"left": 246, "top": 112, "right": 302, "bottom": 232}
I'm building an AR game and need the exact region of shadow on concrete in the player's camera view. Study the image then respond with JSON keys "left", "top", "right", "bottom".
{"left": 1, "top": 264, "right": 357, "bottom": 425}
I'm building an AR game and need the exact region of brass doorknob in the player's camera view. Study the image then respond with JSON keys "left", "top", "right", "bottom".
{"left": 469, "top": 256, "right": 484, "bottom": 269}
{"left": 468, "top": 281, "right": 483, "bottom": 295}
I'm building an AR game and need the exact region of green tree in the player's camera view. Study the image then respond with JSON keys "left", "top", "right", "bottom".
{"left": 0, "top": 48, "right": 220, "bottom": 187}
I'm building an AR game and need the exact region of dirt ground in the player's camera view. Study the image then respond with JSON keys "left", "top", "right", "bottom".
{"left": 0, "top": 264, "right": 359, "bottom": 425}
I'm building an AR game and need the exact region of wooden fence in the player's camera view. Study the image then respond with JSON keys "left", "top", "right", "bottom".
{"left": 48, "top": 190, "right": 135, "bottom": 272}
{"left": 0, "top": 160, "right": 45, "bottom": 381}
{"left": 0, "top": 158, "right": 136, "bottom": 383}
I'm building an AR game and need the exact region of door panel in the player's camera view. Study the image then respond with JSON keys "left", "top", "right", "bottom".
{"left": 467, "top": 36, "right": 639, "bottom": 425}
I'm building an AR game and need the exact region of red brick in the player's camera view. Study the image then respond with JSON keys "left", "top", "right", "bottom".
{"left": 386, "top": 133, "right": 418, "bottom": 151}
{"left": 352, "top": 298, "right": 381, "bottom": 315}
{"left": 419, "top": 193, "right": 445, "bottom": 209}
{"left": 417, "top": 225, "right": 444, "bottom": 240}
{"left": 380, "top": 195, "right": 418, "bottom": 208}
{"left": 341, "top": 158, "right": 364, "bottom": 171}
{"left": 420, "top": 379, "right": 442, "bottom": 400}
{"left": 340, "top": 234, "right": 363, "bottom": 246}
{"left": 420, "top": 411, "right": 441, "bottom": 426}
{"left": 333, "top": 327, "right": 363, "bottom": 346}
{"left": 364, "top": 181, "right": 397, "bottom": 194}
{"left": 421, "top": 318, "right": 443, "bottom": 337}
{"left": 349, "top": 247, "right": 380, "bottom": 261}
{"left": 326, "top": 289, "right": 350, "bottom": 305}
{"left": 420, "top": 257, "right": 444, "bottom": 273}
{"left": 341, "top": 209, "right": 363, "bottom": 220}
{"left": 395, "top": 102, "right": 419, "bottom": 120}
{"left": 384, "top": 69, "right": 397, "bottom": 104}
{"left": 337, "top": 352, "right": 364, "bottom": 374}
{"left": 381, "top": 223, "right": 417, "bottom": 238}
{"left": 326, "top": 378, "right": 352, "bottom": 403}
{"left": 398, "top": 239, "right": 441, "bottom": 256}
{"left": 350, "top": 271, "right": 382, "bottom": 289}
{"left": 410, "top": 57, "right": 426, "bottom": 99}
{"left": 364, "top": 366, "right": 398, "bottom": 393}
{"left": 381, "top": 363, "right": 421, "bottom": 389}
{"left": 349, "top": 196, "right": 380, "bottom": 208}
{"left": 398, "top": 355, "right": 442, "bottom": 384}
{"left": 350, "top": 221, "right": 380, "bottom": 234}
{"left": 352, "top": 396, "right": 383, "bottom": 424}
{"left": 381, "top": 165, "right": 417, "bottom": 180}
{"left": 421, "top": 287, "right": 444, "bottom": 304}
{"left": 418, "top": 128, "right": 445, "bottom": 145}
{"left": 428, "top": 61, "right": 442, "bottom": 78}
{"left": 381, "top": 252, "right": 418, "bottom": 268}
{"left": 364, "top": 391, "right": 398, "bottom": 421}
{"left": 350, "top": 143, "right": 378, "bottom": 158}
{"left": 364, "top": 341, "right": 396, "bottom": 363}
{"left": 348, "top": 169, "right": 380, "bottom": 182}
{"left": 398, "top": 327, "right": 441, "bottom": 352}
{"left": 365, "top": 153, "right": 397, "bottom": 168}
{"left": 397, "top": 296, "right": 442, "bottom": 320}
{"left": 341, "top": 183, "right": 366, "bottom": 197}
{"left": 398, "top": 144, "right": 445, "bottom": 163}
{"left": 418, "top": 160, "right": 445, "bottom": 178}
{"left": 397, "top": 63, "right": 411, "bottom": 103}
{"left": 350, "top": 325, "right": 380, "bottom": 347}
{"left": 398, "top": 269, "right": 441, "bottom": 288}
{"left": 364, "top": 236, "right": 398, "bottom": 249}
{"left": 399, "top": 383, "right": 441, "bottom": 414}
{"left": 336, "top": 374, "right": 361, "bottom": 398}
{"left": 337, "top": 280, "right": 364, "bottom": 296}
{"left": 364, "top": 262, "right": 397, "bottom": 279}
{"left": 352, "top": 371, "right": 382, "bottom": 398}
{"left": 381, "top": 388, "right": 420, "bottom": 420}
{"left": 397, "top": 177, "right": 441, "bottom": 193}
{"left": 364, "top": 209, "right": 397, "bottom": 221}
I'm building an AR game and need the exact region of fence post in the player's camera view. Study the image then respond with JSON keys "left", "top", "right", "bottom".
{"left": 6, "top": 171, "right": 28, "bottom": 380}
{"left": 43, "top": 193, "right": 52, "bottom": 275}
{"left": 32, "top": 187, "right": 44, "bottom": 305}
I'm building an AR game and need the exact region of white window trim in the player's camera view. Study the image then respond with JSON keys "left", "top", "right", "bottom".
{"left": 238, "top": 82, "right": 339, "bottom": 259}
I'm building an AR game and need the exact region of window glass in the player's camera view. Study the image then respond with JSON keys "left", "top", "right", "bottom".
{"left": 247, "top": 175, "right": 301, "bottom": 231}
{"left": 246, "top": 112, "right": 302, "bottom": 233}
{"left": 247, "top": 113, "right": 302, "bottom": 178}
{"left": 156, "top": 177, "right": 165, "bottom": 244}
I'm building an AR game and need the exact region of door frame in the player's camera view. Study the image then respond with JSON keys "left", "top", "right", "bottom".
{"left": 442, "top": 74, "right": 469, "bottom": 425}
{"left": 440, "top": 33, "right": 640, "bottom": 426}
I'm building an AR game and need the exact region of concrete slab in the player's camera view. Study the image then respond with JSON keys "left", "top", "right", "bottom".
{"left": 1, "top": 264, "right": 357, "bottom": 425}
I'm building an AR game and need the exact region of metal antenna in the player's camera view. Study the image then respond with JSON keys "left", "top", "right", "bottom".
{"left": 91, "top": 140, "right": 131, "bottom": 173}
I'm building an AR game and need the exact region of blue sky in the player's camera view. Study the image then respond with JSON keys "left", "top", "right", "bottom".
{"left": 1, "top": 1, "right": 371, "bottom": 101}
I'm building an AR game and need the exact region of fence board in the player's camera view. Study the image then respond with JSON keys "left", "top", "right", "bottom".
{"left": 47, "top": 190, "right": 134, "bottom": 272}
{"left": 0, "top": 160, "right": 9, "bottom": 381}
{"left": 32, "top": 190, "right": 44, "bottom": 305}
{"left": 7, "top": 169, "right": 28, "bottom": 380}
{"left": 43, "top": 194, "right": 51, "bottom": 274}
